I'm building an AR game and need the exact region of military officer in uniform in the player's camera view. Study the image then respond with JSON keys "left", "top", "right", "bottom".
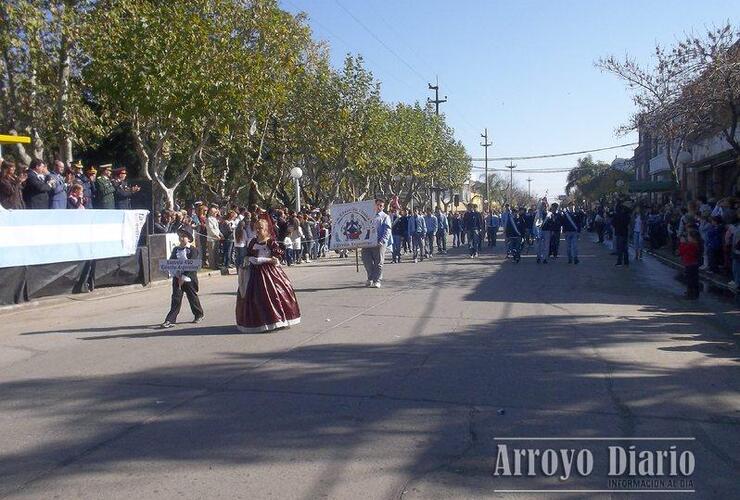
{"left": 94, "top": 164, "right": 116, "bottom": 209}
{"left": 72, "top": 161, "right": 93, "bottom": 208}
{"left": 112, "top": 167, "right": 140, "bottom": 209}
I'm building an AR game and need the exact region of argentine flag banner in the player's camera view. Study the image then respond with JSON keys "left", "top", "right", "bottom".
{"left": 0, "top": 209, "right": 149, "bottom": 268}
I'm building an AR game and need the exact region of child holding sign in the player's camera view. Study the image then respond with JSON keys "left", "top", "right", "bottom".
{"left": 161, "top": 226, "right": 204, "bottom": 328}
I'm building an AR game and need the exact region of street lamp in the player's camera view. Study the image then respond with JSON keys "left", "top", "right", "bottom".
{"left": 290, "top": 166, "right": 303, "bottom": 213}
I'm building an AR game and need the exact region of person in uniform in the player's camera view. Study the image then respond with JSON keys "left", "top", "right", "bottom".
{"left": 548, "top": 204, "right": 564, "bottom": 259}
{"left": 112, "top": 167, "right": 140, "bottom": 209}
{"left": 47, "top": 160, "right": 67, "bottom": 209}
{"left": 562, "top": 201, "right": 583, "bottom": 264}
{"left": 72, "top": 161, "right": 92, "bottom": 208}
{"left": 161, "top": 225, "right": 204, "bottom": 328}
{"left": 94, "top": 164, "right": 116, "bottom": 209}
{"left": 537, "top": 202, "right": 559, "bottom": 264}
{"left": 84, "top": 166, "right": 97, "bottom": 207}
{"left": 462, "top": 203, "right": 482, "bottom": 258}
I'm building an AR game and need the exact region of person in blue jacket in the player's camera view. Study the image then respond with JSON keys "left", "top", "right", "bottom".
{"left": 407, "top": 207, "right": 427, "bottom": 262}
{"left": 435, "top": 207, "right": 449, "bottom": 254}
{"left": 47, "top": 160, "right": 67, "bottom": 209}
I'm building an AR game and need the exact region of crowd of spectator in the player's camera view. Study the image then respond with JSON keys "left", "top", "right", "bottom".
{"left": 153, "top": 203, "right": 334, "bottom": 271}
{"left": 584, "top": 195, "right": 740, "bottom": 293}
{"left": 0, "top": 159, "right": 139, "bottom": 210}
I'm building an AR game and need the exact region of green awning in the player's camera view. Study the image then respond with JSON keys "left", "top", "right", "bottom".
{"left": 628, "top": 180, "right": 677, "bottom": 193}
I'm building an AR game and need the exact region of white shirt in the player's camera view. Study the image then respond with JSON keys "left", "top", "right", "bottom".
{"left": 206, "top": 216, "right": 222, "bottom": 239}
{"left": 173, "top": 246, "right": 192, "bottom": 282}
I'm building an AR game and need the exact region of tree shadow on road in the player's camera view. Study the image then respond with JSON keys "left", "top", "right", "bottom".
{"left": 1, "top": 240, "right": 738, "bottom": 498}
{"left": 0, "top": 307, "right": 738, "bottom": 498}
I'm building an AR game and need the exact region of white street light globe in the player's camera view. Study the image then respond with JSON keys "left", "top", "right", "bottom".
{"left": 616, "top": 180, "right": 625, "bottom": 188}
{"left": 290, "top": 167, "right": 303, "bottom": 180}
{"left": 677, "top": 150, "right": 692, "bottom": 166}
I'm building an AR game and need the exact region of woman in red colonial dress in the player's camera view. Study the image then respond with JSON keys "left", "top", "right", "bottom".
{"left": 236, "top": 217, "right": 301, "bottom": 332}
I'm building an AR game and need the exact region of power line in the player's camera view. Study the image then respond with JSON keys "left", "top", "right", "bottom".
{"left": 334, "top": 0, "right": 429, "bottom": 83}
{"left": 283, "top": 0, "right": 416, "bottom": 91}
{"left": 331, "top": 0, "right": 480, "bottom": 136}
{"left": 471, "top": 165, "right": 576, "bottom": 172}
{"left": 470, "top": 142, "right": 637, "bottom": 162}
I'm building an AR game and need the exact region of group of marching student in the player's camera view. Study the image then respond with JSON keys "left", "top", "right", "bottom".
{"left": 386, "top": 198, "right": 587, "bottom": 265}
{"left": 497, "top": 199, "right": 586, "bottom": 264}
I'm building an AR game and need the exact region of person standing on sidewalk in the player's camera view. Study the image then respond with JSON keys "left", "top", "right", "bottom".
{"left": 361, "top": 199, "right": 392, "bottom": 288}
{"left": 730, "top": 209, "right": 740, "bottom": 290}
{"left": 632, "top": 207, "right": 644, "bottom": 261}
{"left": 679, "top": 230, "right": 701, "bottom": 299}
{"left": 562, "top": 201, "right": 582, "bottom": 264}
{"left": 206, "top": 207, "right": 223, "bottom": 269}
{"left": 613, "top": 203, "right": 631, "bottom": 267}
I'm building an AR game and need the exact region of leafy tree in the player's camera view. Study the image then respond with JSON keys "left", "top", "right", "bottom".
{"left": 597, "top": 23, "right": 739, "bottom": 187}
{"left": 565, "top": 155, "right": 630, "bottom": 201}
{"left": 0, "top": 0, "right": 100, "bottom": 164}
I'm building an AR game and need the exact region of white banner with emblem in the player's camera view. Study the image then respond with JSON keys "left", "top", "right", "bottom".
{"left": 329, "top": 200, "right": 377, "bottom": 250}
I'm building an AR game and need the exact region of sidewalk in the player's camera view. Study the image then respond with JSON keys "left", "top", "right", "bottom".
{"left": 595, "top": 234, "right": 738, "bottom": 302}
{"left": 646, "top": 244, "right": 736, "bottom": 293}
{"left": 0, "top": 252, "right": 346, "bottom": 315}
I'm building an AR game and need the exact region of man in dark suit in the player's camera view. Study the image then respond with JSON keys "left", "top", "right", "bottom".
{"left": 22, "top": 159, "right": 54, "bottom": 209}
{"left": 161, "top": 225, "right": 204, "bottom": 328}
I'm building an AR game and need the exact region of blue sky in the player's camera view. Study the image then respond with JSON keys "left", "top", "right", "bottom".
{"left": 280, "top": 0, "right": 739, "bottom": 198}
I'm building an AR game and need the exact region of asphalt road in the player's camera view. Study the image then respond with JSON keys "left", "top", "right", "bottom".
{"left": 0, "top": 237, "right": 738, "bottom": 499}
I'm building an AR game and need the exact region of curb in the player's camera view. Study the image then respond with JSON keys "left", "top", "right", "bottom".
{"left": 0, "top": 268, "right": 225, "bottom": 315}
{"left": 594, "top": 236, "right": 737, "bottom": 294}
{"left": 643, "top": 248, "right": 735, "bottom": 293}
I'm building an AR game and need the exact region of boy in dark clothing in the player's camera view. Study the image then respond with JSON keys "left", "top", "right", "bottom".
{"left": 161, "top": 226, "right": 204, "bottom": 328}
{"left": 612, "top": 204, "right": 631, "bottom": 266}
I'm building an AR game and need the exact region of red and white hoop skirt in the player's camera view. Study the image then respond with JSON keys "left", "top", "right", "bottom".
{"left": 236, "top": 239, "right": 301, "bottom": 333}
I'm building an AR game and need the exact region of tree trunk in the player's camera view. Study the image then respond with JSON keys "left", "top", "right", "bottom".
{"left": 56, "top": 13, "right": 73, "bottom": 165}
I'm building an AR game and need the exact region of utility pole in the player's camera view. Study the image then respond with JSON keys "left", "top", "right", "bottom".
{"left": 480, "top": 128, "right": 492, "bottom": 210}
{"left": 506, "top": 162, "right": 517, "bottom": 204}
{"left": 427, "top": 76, "right": 447, "bottom": 115}
{"left": 526, "top": 177, "right": 533, "bottom": 198}
{"left": 428, "top": 77, "right": 446, "bottom": 208}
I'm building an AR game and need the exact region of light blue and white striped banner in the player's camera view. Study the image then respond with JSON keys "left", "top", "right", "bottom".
{"left": 0, "top": 209, "right": 149, "bottom": 268}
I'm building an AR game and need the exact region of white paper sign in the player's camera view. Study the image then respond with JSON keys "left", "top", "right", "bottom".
{"left": 158, "top": 259, "right": 202, "bottom": 273}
